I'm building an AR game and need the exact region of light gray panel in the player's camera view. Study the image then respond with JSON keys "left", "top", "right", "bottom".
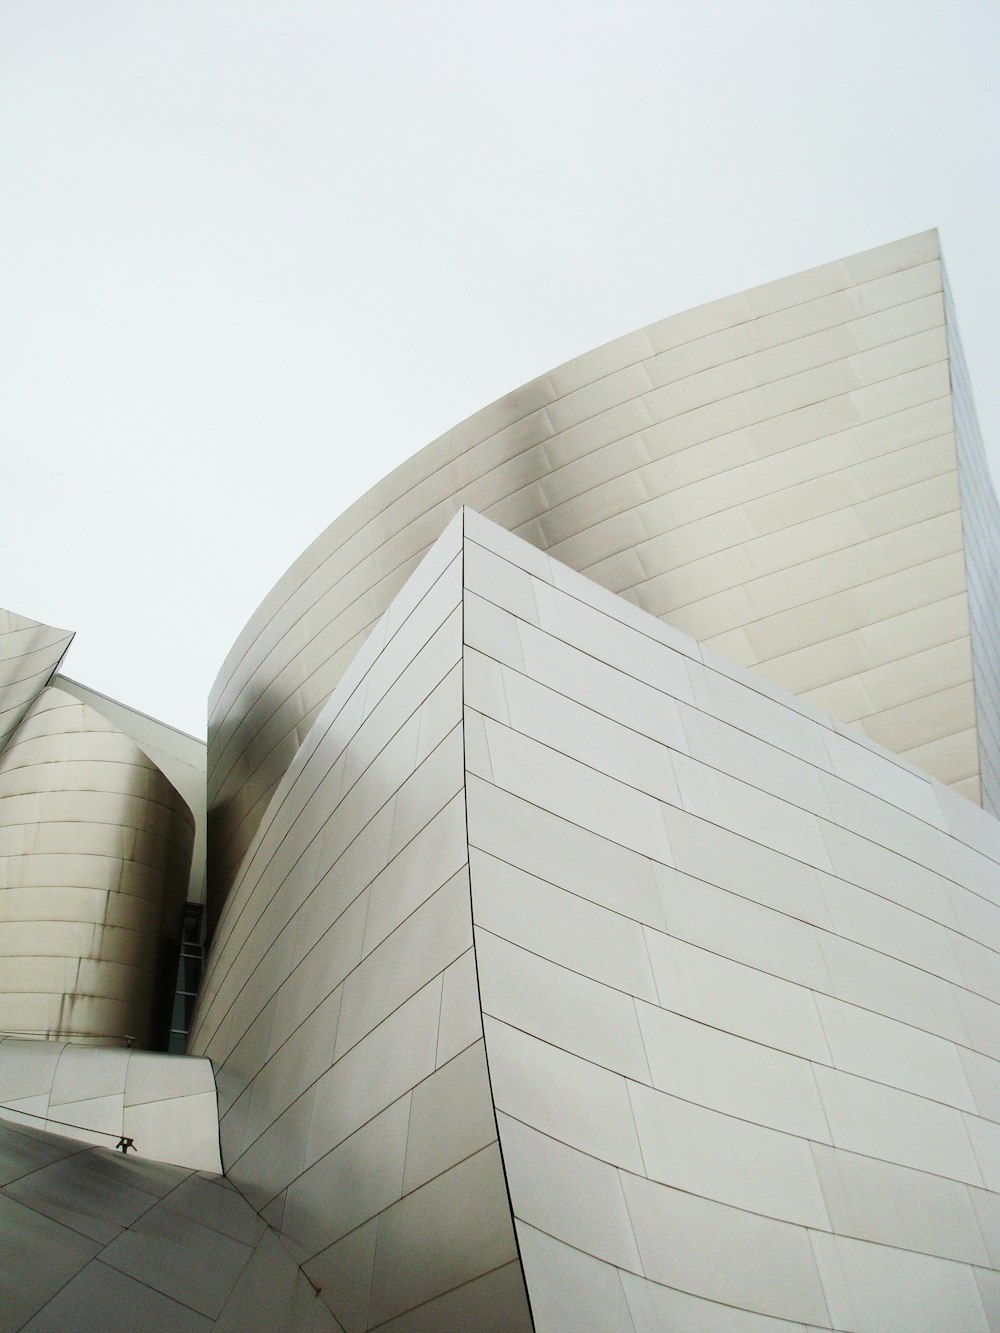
{"left": 435, "top": 946, "right": 484, "bottom": 1067}
{"left": 218, "top": 1228, "right": 345, "bottom": 1333}
{"left": 483, "top": 1016, "right": 645, "bottom": 1172}
{"left": 810, "top": 1142, "right": 991, "bottom": 1265}
{"left": 367, "top": 1143, "right": 519, "bottom": 1327}
{"left": 302, "top": 1218, "right": 377, "bottom": 1333}
{"left": 282, "top": 1096, "right": 410, "bottom": 1260}
{"left": 466, "top": 777, "right": 666, "bottom": 929}
{"left": 627, "top": 1081, "right": 831, "bottom": 1228}
{"left": 660, "top": 805, "right": 834, "bottom": 936}
{"left": 475, "top": 927, "right": 651, "bottom": 1081}
{"left": 619, "top": 1171, "right": 830, "bottom": 1324}
{"left": 809, "top": 1230, "right": 990, "bottom": 1333}
{"left": 497, "top": 1112, "right": 642, "bottom": 1272}
{"left": 620, "top": 1269, "right": 810, "bottom": 1333}
{"left": 99, "top": 1203, "right": 255, "bottom": 1318}
{"left": 635, "top": 1001, "right": 830, "bottom": 1140}
{"left": 671, "top": 750, "right": 832, "bottom": 870}
{"left": 492, "top": 662, "right": 682, "bottom": 805}
{"left": 965, "top": 1114, "right": 1000, "bottom": 1192}
{"left": 472, "top": 714, "right": 673, "bottom": 863}
{"left": 469, "top": 848, "right": 658, "bottom": 1001}
{"left": 361, "top": 799, "right": 468, "bottom": 952}
{"left": 334, "top": 871, "right": 472, "bottom": 1058}
{"left": 402, "top": 1040, "right": 496, "bottom": 1194}
{"left": 161, "top": 1174, "right": 266, "bottom": 1247}
{"left": 304, "top": 976, "right": 441, "bottom": 1168}
{"left": 370, "top": 1260, "right": 532, "bottom": 1333}
{"left": 4, "top": 1151, "right": 160, "bottom": 1243}
{"left": 815, "top": 991, "right": 976, "bottom": 1109}
{"left": 643, "top": 927, "right": 831, "bottom": 1062}
{"left": 814, "top": 1065, "right": 984, "bottom": 1182}
{"left": 516, "top": 1222, "right": 636, "bottom": 1333}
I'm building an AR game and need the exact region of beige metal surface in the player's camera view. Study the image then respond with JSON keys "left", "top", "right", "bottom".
{"left": 54, "top": 675, "right": 207, "bottom": 905}
{"left": 0, "top": 1036, "right": 220, "bottom": 1171}
{"left": 207, "top": 230, "right": 990, "bottom": 927}
{"left": 0, "top": 608, "right": 73, "bottom": 755}
{"left": 0, "top": 687, "right": 195, "bottom": 1048}
{"left": 192, "top": 513, "right": 1000, "bottom": 1330}
{"left": 0, "top": 1116, "right": 337, "bottom": 1331}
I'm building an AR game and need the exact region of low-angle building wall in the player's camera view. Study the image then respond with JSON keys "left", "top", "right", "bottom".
{"left": 207, "top": 230, "right": 994, "bottom": 928}
{"left": 2, "top": 234, "right": 999, "bottom": 1331}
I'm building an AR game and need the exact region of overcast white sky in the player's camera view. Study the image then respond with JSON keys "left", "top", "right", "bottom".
{"left": 2, "top": 1, "right": 998, "bottom": 738}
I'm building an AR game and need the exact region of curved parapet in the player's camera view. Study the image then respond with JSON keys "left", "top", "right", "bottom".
{"left": 194, "top": 513, "right": 1000, "bottom": 1330}
{"left": 207, "top": 229, "right": 990, "bottom": 925}
{"left": 0, "top": 1036, "right": 220, "bottom": 1171}
{"left": 0, "top": 607, "right": 73, "bottom": 755}
{"left": 0, "top": 687, "right": 195, "bottom": 1048}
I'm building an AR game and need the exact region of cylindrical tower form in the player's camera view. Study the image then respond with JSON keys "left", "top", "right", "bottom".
{"left": 0, "top": 687, "right": 194, "bottom": 1048}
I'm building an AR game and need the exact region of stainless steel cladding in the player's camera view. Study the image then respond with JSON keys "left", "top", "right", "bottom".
{"left": 0, "top": 687, "right": 194, "bottom": 1047}
{"left": 207, "top": 230, "right": 991, "bottom": 932}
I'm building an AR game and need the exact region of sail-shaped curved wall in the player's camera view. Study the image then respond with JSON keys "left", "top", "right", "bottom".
{"left": 207, "top": 230, "right": 995, "bottom": 928}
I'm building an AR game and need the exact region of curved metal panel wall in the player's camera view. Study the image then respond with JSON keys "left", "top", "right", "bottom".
{"left": 0, "top": 607, "right": 73, "bottom": 756}
{"left": 190, "top": 515, "right": 532, "bottom": 1331}
{"left": 462, "top": 512, "right": 1000, "bottom": 1331}
{"left": 946, "top": 272, "right": 1000, "bottom": 816}
{"left": 0, "top": 1037, "right": 221, "bottom": 1171}
{"left": 0, "top": 688, "right": 195, "bottom": 1049}
{"left": 207, "top": 230, "right": 982, "bottom": 925}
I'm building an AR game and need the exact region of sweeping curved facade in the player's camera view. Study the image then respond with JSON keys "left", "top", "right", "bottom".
{"left": 0, "top": 621, "right": 198, "bottom": 1050}
{"left": 3, "top": 232, "right": 999, "bottom": 1331}
{"left": 207, "top": 229, "right": 995, "bottom": 926}
{"left": 190, "top": 508, "right": 1000, "bottom": 1331}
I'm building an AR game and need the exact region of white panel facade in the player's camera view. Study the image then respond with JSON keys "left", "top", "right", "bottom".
{"left": 459, "top": 510, "right": 999, "bottom": 1331}
{"left": 207, "top": 231, "right": 983, "bottom": 920}
{"left": 0, "top": 1038, "right": 221, "bottom": 1172}
{"left": 0, "top": 1117, "right": 337, "bottom": 1333}
{"left": 0, "top": 687, "right": 195, "bottom": 1048}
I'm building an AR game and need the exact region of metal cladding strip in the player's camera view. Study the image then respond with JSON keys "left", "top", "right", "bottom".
{"left": 945, "top": 269, "right": 1000, "bottom": 818}
{"left": 206, "top": 229, "right": 987, "bottom": 928}
{"left": 459, "top": 511, "right": 1000, "bottom": 1332}
{"left": 0, "top": 687, "right": 195, "bottom": 1049}
{"left": 0, "top": 606, "right": 74, "bottom": 757}
{"left": 190, "top": 514, "right": 533, "bottom": 1331}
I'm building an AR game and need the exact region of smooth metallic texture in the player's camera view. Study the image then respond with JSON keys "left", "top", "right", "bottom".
{"left": 190, "top": 515, "right": 533, "bottom": 1330}
{"left": 946, "top": 274, "right": 1000, "bottom": 816}
{"left": 0, "top": 1116, "right": 338, "bottom": 1332}
{"left": 193, "top": 512, "right": 1000, "bottom": 1330}
{"left": 207, "top": 230, "right": 990, "bottom": 928}
{"left": 461, "top": 510, "right": 1000, "bottom": 1330}
{"left": 0, "top": 608, "right": 73, "bottom": 755}
{"left": 0, "top": 1037, "right": 220, "bottom": 1171}
{"left": 53, "top": 675, "right": 207, "bottom": 905}
{"left": 0, "top": 687, "right": 195, "bottom": 1048}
